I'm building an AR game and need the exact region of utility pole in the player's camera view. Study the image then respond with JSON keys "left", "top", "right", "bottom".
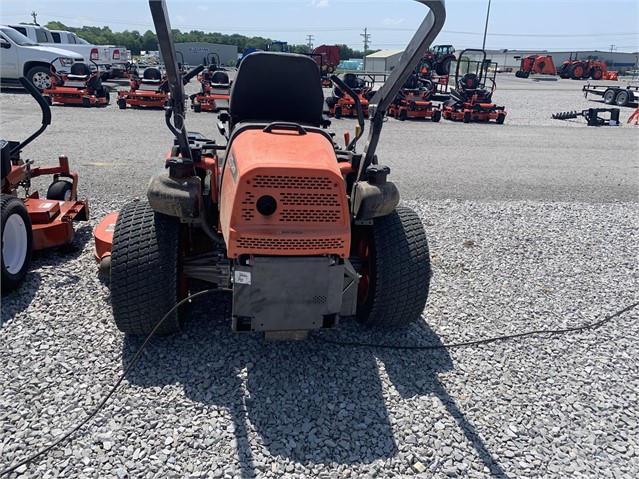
{"left": 306, "top": 35, "right": 314, "bottom": 50}
{"left": 609, "top": 44, "right": 616, "bottom": 52}
{"left": 361, "top": 27, "right": 370, "bottom": 70}
{"left": 31, "top": 11, "right": 38, "bottom": 25}
{"left": 482, "top": 0, "right": 491, "bottom": 51}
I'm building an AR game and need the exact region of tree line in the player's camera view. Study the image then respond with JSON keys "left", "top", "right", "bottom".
{"left": 44, "top": 22, "right": 376, "bottom": 61}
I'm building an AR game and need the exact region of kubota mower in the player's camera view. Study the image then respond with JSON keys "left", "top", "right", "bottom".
{"left": 43, "top": 58, "right": 110, "bottom": 107}
{"left": 326, "top": 73, "right": 373, "bottom": 118}
{"left": 442, "top": 49, "right": 507, "bottom": 124}
{"left": 388, "top": 74, "right": 442, "bottom": 122}
{"left": 515, "top": 54, "right": 557, "bottom": 78}
{"left": 2, "top": 78, "right": 89, "bottom": 293}
{"left": 191, "top": 54, "right": 231, "bottom": 113}
{"left": 93, "top": 0, "right": 445, "bottom": 340}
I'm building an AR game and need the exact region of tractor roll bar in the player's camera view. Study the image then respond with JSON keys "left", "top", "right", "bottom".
{"left": 149, "top": 0, "right": 192, "bottom": 160}
{"left": 362, "top": 0, "right": 446, "bottom": 171}
{"left": 11, "top": 77, "right": 52, "bottom": 156}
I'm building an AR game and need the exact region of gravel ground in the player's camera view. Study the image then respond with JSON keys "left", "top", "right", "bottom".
{"left": 1, "top": 72, "right": 638, "bottom": 478}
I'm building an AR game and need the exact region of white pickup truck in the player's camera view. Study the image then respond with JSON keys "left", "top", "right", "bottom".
{"left": 0, "top": 25, "right": 83, "bottom": 90}
{"left": 8, "top": 24, "right": 128, "bottom": 79}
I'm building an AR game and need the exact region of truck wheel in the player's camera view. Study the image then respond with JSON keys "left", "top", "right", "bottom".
{"left": 1, "top": 195, "right": 33, "bottom": 293}
{"left": 603, "top": 88, "right": 617, "bottom": 105}
{"left": 355, "top": 206, "right": 431, "bottom": 328}
{"left": 46, "top": 180, "right": 73, "bottom": 201}
{"left": 26, "top": 65, "right": 53, "bottom": 91}
{"left": 615, "top": 90, "right": 630, "bottom": 107}
{"left": 110, "top": 201, "right": 184, "bottom": 336}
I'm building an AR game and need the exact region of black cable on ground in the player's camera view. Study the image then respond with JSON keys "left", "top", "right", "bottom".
{"left": 2, "top": 298, "right": 637, "bottom": 475}
{"left": 0, "top": 288, "right": 221, "bottom": 476}
{"left": 315, "top": 302, "right": 639, "bottom": 350}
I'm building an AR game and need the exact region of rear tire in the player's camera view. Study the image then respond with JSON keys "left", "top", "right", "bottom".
{"left": 193, "top": 101, "right": 202, "bottom": 113}
{"left": 496, "top": 112, "right": 506, "bottom": 124}
{"left": 603, "top": 88, "right": 617, "bottom": 105}
{"left": 82, "top": 97, "right": 91, "bottom": 108}
{"left": 398, "top": 109, "right": 408, "bottom": 121}
{"left": 591, "top": 68, "right": 603, "bottom": 80}
{"left": 432, "top": 109, "right": 442, "bottom": 122}
{"left": 570, "top": 63, "right": 585, "bottom": 80}
{"left": 1, "top": 195, "right": 33, "bottom": 293}
{"left": 463, "top": 111, "right": 472, "bottom": 123}
{"left": 355, "top": 206, "right": 431, "bottom": 328}
{"left": 98, "top": 88, "right": 110, "bottom": 105}
{"left": 615, "top": 90, "right": 629, "bottom": 107}
{"left": 334, "top": 105, "right": 342, "bottom": 119}
{"left": 118, "top": 98, "right": 127, "bottom": 109}
{"left": 110, "top": 201, "right": 183, "bottom": 336}
{"left": 46, "top": 180, "right": 73, "bottom": 201}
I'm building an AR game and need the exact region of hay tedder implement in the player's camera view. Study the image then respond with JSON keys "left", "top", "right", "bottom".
{"left": 2, "top": 78, "right": 88, "bottom": 292}
{"left": 93, "top": 0, "right": 445, "bottom": 339}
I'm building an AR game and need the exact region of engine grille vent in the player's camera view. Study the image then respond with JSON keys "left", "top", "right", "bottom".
{"left": 251, "top": 175, "right": 336, "bottom": 190}
{"left": 237, "top": 237, "right": 345, "bottom": 251}
{"left": 280, "top": 209, "right": 341, "bottom": 223}
{"left": 279, "top": 192, "right": 340, "bottom": 206}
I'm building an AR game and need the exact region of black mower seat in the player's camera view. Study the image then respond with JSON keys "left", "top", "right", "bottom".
{"left": 460, "top": 73, "right": 479, "bottom": 90}
{"left": 67, "top": 62, "right": 91, "bottom": 80}
{"left": 230, "top": 52, "right": 323, "bottom": 127}
{"left": 211, "top": 71, "right": 229, "bottom": 85}
{"left": 142, "top": 67, "right": 163, "bottom": 84}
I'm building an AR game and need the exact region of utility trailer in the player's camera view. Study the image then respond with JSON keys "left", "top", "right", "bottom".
{"left": 582, "top": 83, "right": 639, "bottom": 108}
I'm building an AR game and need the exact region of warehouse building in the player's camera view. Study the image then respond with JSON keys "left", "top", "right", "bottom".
{"left": 159, "top": 42, "right": 238, "bottom": 67}
{"left": 364, "top": 50, "right": 404, "bottom": 72}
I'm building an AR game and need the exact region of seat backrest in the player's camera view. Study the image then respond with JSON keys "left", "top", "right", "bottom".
{"left": 211, "top": 71, "right": 229, "bottom": 84}
{"left": 460, "top": 73, "right": 479, "bottom": 90}
{"left": 70, "top": 62, "right": 90, "bottom": 76}
{"left": 144, "top": 67, "right": 162, "bottom": 80}
{"left": 229, "top": 52, "right": 324, "bottom": 126}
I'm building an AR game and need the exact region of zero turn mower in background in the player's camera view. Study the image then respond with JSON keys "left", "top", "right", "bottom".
{"left": 1, "top": 78, "right": 89, "bottom": 293}
{"left": 388, "top": 73, "right": 442, "bottom": 122}
{"left": 43, "top": 58, "right": 110, "bottom": 107}
{"left": 93, "top": 0, "right": 446, "bottom": 340}
{"left": 191, "top": 53, "right": 231, "bottom": 113}
{"left": 326, "top": 73, "right": 374, "bottom": 118}
{"left": 443, "top": 49, "right": 507, "bottom": 124}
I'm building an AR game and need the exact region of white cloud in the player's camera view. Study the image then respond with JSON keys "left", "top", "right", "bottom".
{"left": 308, "top": 0, "right": 330, "bottom": 8}
{"left": 382, "top": 17, "right": 404, "bottom": 26}
{"left": 197, "top": 5, "right": 209, "bottom": 11}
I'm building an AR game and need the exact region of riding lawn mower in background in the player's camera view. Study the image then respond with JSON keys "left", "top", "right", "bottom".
{"left": 191, "top": 53, "right": 231, "bottom": 113}
{"left": 443, "top": 49, "right": 507, "bottom": 124}
{"left": 43, "top": 58, "right": 110, "bottom": 107}
{"left": 1, "top": 78, "right": 88, "bottom": 293}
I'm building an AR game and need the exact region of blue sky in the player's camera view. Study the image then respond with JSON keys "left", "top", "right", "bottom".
{"left": 1, "top": 0, "right": 637, "bottom": 52}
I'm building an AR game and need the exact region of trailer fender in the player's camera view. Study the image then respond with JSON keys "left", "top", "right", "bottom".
{"left": 147, "top": 169, "right": 202, "bottom": 219}
{"left": 352, "top": 180, "right": 400, "bottom": 221}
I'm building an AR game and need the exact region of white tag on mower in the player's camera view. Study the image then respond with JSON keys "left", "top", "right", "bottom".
{"left": 234, "top": 271, "right": 251, "bottom": 285}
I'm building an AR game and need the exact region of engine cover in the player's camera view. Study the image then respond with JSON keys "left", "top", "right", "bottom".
{"left": 220, "top": 126, "right": 351, "bottom": 258}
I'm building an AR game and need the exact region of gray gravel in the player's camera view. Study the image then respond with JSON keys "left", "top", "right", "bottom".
{"left": 1, "top": 73, "right": 638, "bottom": 478}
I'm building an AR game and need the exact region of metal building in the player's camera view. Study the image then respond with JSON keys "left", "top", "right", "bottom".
{"left": 364, "top": 50, "right": 404, "bottom": 72}
{"left": 159, "top": 42, "right": 238, "bottom": 67}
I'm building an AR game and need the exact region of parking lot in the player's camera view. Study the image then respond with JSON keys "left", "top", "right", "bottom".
{"left": 1, "top": 74, "right": 638, "bottom": 478}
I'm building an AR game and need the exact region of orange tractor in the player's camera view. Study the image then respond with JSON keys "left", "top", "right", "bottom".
{"left": 558, "top": 55, "right": 607, "bottom": 80}
{"left": 2, "top": 78, "right": 88, "bottom": 292}
{"left": 515, "top": 55, "right": 557, "bottom": 78}
{"left": 93, "top": 0, "right": 446, "bottom": 339}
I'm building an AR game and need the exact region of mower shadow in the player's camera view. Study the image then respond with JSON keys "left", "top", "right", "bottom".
{"left": 121, "top": 294, "right": 506, "bottom": 478}
{"left": 0, "top": 272, "right": 41, "bottom": 323}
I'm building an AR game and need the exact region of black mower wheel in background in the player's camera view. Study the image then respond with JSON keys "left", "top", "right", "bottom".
{"left": 354, "top": 206, "right": 431, "bottom": 328}
{"left": 463, "top": 111, "right": 472, "bottom": 123}
{"left": 110, "top": 201, "right": 184, "bottom": 336}
{"left": 117, "top": 98, "right": 127, "bottom": 109}
{"left": 398, "top": 109, "right": 408, "bottom": 121}
{"left": 82, "top": 97, "right": 91, "bottom": 108}
{"left": 193, "top": 101, "right": 202, "bottom": 113}
{"left": 98, "top": 88, "right": 110, "bottom": 105}
{"left": 432, "top": 110, "right": 442, "bottom": 122}
{"left": 496, "top": 113, "right": 506, "bottom": 124}
{"left": 615, "top": 90, "right": 630, "bottom": 107}
{"left": 1, "top": 195, "right": 33, "bottom": 293}
{"left": 46, "top": 180, "right": 73, "bottom": 201}
{"left": 603, "top": 88, "right": 617, "bottom": 105}
{"left": 334, "top": 106, "right": 343, "bottom": 119}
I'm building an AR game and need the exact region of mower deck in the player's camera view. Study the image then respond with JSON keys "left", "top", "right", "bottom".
{"left": 25, "top": 196, "right": 88, "bottom": 250}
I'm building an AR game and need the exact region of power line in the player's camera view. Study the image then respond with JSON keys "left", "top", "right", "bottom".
{"left": 361, "top": 27, "right": 370, "bottom": 69}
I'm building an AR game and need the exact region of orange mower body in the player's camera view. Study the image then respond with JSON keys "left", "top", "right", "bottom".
{"left": 43, "top": 61, "right": 109, "bottom": 107}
